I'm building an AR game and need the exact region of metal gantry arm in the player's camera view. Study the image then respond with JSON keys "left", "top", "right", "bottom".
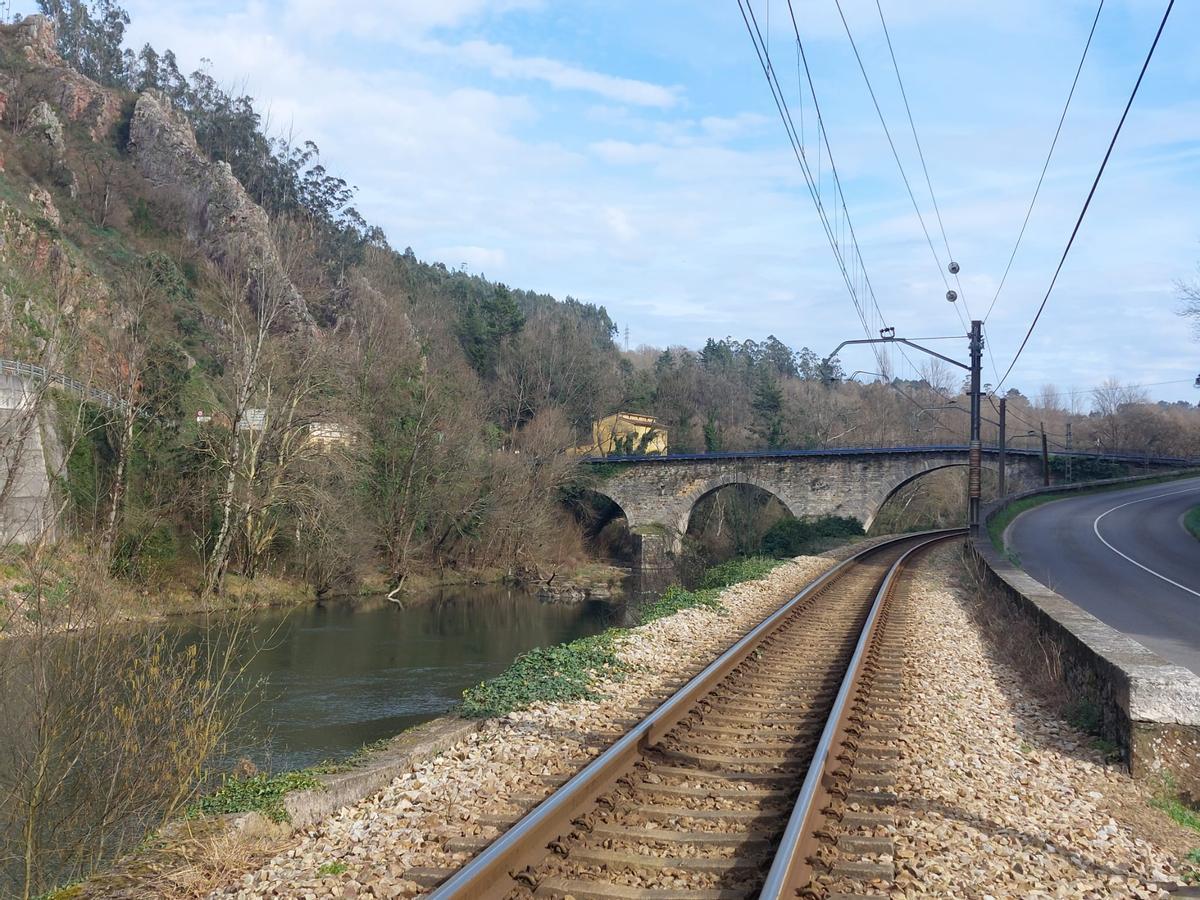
{"left": 822, "top": 335, "right": 969, "bottom": 372}
{"left": 824, "top": 322, "right": 986, "bottom": 535}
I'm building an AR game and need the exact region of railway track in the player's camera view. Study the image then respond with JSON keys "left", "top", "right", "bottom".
{"left": 427, "top": 530, "right": 959, "bottom": 900}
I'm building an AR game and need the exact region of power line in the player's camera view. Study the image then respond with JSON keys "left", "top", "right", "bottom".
{"left": 738, "top": 0, "right": 892, "bottom": 376}
{"left": 983, "top": 0, "right": 1105, "bottom": 324}
{"left": 745, "top": 2, "right": 965, "bottom": 408}
{"left": 872, "top": 0, "right": 973, "bottom": 323}
{"left": 828, "top": 0, "right": 969, "bottom": 330}
{"left": 991, "top": 0, "right": 1174, "bottom": 396}
{"left": 995, "top": 378, "right": 1194, "bottom": 400}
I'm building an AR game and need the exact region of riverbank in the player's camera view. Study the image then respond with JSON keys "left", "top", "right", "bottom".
{"left": 0, "top": 542, "right": 631, "bottom": 639}
{"left": 82, "top": 553, "right": 839, "bottom": 897}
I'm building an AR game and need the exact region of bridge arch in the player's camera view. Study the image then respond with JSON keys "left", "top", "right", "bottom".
{"left": 566, "top": 487, "right": 640, "bottom": 564}
{"left": 864, "top": 462, "right": 1000, "bottom": 531}
{"left": 679, "top": 473, "right": 802, "bottom": 535}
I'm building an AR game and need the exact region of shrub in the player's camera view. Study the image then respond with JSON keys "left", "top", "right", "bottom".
{"left": 761, "top": 515, "right": 864, "bottom": 558}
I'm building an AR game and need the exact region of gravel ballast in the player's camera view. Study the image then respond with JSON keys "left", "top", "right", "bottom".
{"left": 878, "top": 546, "right": 1195, "bottom": 899}
{"left": 208, "top": 542, "right": 1199, "bottom": 898}
{"left": 212, "top": 555, "right": 837, "bottom": 898}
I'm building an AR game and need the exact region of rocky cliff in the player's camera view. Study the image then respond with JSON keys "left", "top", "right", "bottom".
{"left": 128, "top": 91, "right": 313, "bottom": 331}
{"left": 0, "top": 15, "right": 313, "bottom": 332}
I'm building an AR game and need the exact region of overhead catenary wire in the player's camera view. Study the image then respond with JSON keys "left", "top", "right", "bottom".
{"left": 826, "top": 0, "right": 970, "bottom": 330}
{"left": 992, "top": 0, "right": 1174, "bottom": 397}
{"left": 781, "top": 0, "right": 952, "bottom": 382}
{"left": 871, "top": 0, "right": 973, "bottom": 323}
{"left": 738, "top": 0, "right": 893, "bottom": 376}
{"left": 983, "top": 0, "right": 1105, "bottom": 325}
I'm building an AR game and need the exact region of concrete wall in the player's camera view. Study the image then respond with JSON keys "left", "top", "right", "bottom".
{"left": 971, "top": 476, "right": 1200, "bottom": 792}
{"left": 0, "top": 373, "right": 54, "bottom": 545}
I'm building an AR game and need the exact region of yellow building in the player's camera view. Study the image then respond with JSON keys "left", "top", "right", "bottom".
{"left": 574, "top": 412, "right": 668, "bottom": 457}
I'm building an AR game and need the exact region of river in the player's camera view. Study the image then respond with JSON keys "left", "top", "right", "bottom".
{"left": 195, "top": 583, "right": 623, "bottom": 773}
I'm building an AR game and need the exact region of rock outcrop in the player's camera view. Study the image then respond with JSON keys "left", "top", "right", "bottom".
{"left": 0, "top": 16, "right": 124, "bottom": 142}
{"left": 128, "top": 91, "right": 312, "bottom": 331}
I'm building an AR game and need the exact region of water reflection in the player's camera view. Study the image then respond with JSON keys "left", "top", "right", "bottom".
{"left": 193, "top": 584, "right": 622, "bottom": 773}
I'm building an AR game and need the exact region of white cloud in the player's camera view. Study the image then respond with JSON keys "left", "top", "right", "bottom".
{"left": 603, "top": 207, "right": 637, "bottom": 243}
{"left": 422, "top": 39, "right": 679, "bottom": 108}
{"left": 109, "top": 0, "right": 1200, "bottom": 402}
{"left": 434, "top": 246, "right": 508, "bottom": 273}
{"left": 282, "top": 0, "right": 542, "bottom": 37}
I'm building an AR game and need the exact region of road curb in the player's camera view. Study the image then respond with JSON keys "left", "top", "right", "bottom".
{"left": 970, "top": 475, "right": 1200, "bottom": 794}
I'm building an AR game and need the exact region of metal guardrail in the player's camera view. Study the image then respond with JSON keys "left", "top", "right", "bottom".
{"left": 586, "top": 444, "right": 1198, "bottom": 468}
{"left": 0, "top": 358, "right": 131, "bottom": 413}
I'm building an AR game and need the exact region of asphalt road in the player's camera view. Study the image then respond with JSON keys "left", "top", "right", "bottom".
{"left": 1007, "top": 476, "right": 1200, "bottom": 676}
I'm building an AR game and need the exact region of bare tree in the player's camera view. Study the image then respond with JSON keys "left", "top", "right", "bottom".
{"left": 200, "top": 257, "right": 290, "bottom": 599}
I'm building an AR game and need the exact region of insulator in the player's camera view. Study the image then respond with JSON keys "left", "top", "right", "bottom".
{"left": 948, "top": 261, "right": 960, "bottom": 274}
{"left": 946, "top": 289, "right": 958, "bottom": 303}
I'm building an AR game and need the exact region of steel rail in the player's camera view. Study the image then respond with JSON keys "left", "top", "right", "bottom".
{"left": 427, "top": 528, "right": 961, "bottom": 900}
{"left": 759, "top": 530, "right": 957, "bottom": 897}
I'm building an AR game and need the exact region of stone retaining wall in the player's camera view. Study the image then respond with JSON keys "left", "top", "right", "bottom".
{"left": 970, "top": 474, "right": 1200, "bottom": 794}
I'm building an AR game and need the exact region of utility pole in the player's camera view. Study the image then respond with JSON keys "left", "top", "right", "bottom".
{"left": 821, "top": 317, "right": 985, "bottom": 535}
{"left": 1040, "top": 421, "right": 1050, "bottom": 486}
{"left": 997, "top": 398, "right": 1007, "bottom": 497}
{"left": 967, "top": 320, "right": 983, "bottom": 536}
{"left": 1065, "top": 421, "right": 1073, "bottom": 483}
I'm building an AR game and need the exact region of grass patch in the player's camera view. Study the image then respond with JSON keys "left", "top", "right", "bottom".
{"left": 762, "top": 515, "right": 864, "bottom": 558}
{"left": 1152, "top": 774, "right": 1200, "bottom": 834}
{"left": 699, "top": 556, "right": 781, "bottom": 589}
{"left": 460, "top": 555, "right": 787, "bottom": 718}
{"left": 186, "top": 770, "right": 323, "bottom": 823}
{"left": 987, "top": 471, "right": 1200, "bottom": 553}
{"left": 459, "top": 629, "right": 626, "bottom": 718}
{"left": 317, "top": 862, "right": 348, "bottom": 877}
{"left": 1065, "top": 698, "right": 1102, "bottom": 735}
{"left": 1185, "top": 505, "right": 1200, "bottom": 543}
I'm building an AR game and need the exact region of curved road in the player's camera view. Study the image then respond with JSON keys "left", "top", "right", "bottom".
{"left": 1007, "top": 476, "right": 1200, "bottom": 676}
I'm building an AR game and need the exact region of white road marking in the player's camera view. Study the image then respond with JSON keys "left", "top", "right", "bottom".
{"left": 1092, "top": 486, "right": 1200, "bottom": 599}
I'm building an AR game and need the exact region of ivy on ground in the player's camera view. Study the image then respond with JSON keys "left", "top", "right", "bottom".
{"left": 462, "top": 555, "right": 788, "bottom": 717}
{"left": 459, "top": 630, "right": 626, "bottom": 718}
{"left": 187, "top": 770, "right": 323, "bottom": 823}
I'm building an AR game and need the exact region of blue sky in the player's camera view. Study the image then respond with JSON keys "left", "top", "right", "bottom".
{"left": 69, "top": 1, "right": 1200, "bottom": 401}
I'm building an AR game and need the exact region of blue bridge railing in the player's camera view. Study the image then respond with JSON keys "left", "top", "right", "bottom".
{"left": 584, "top": 445, "right": 1197, "bottom": 468}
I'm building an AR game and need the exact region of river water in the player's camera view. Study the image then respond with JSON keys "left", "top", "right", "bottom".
{"left": 194, "top": 584, "right": 622, "bottom": 773}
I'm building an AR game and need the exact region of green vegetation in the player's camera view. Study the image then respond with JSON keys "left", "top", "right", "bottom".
{"left": 636, "top": 584, "right": 723, "bottom": 626}
{"left": 699, "top": 556, "right": 782, "bottom": 588}
{"left": 459, "top": 630, "right": 626, "bottom": 718}
{"left": 317, "top": 862, "right": 348, "bottom": 877}
{"left": 1065, "top": 698, "right": 1102, "bottom": 736}
{"left": 1183, "top": 849, "right": 1200, "bottom": 885}
{"left": 1151, "top": 773, "right": 1200, "bottom": 834}
{"left": 1185, "top": 505, "right": 1200, "bottom": 543}
{"left": 1063, "top": 699, "right": 1122, "bottom": 762}
{"left": 761, "top": 516, "right": 864, "bottom": 558}
{"left": 186, "top": 770, "right": 323, "bottom": 823}
{"left": 461, "top": 555, "right": 785, "bottom": 717}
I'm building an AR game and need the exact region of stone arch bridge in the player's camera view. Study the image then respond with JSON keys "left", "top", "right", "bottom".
{"left": 581, "top": 446, "right": 1146, "bottom": 571}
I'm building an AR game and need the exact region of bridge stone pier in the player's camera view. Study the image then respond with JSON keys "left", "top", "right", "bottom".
{"left": 589, "top": 448, "right": 1046, "bottom": 572}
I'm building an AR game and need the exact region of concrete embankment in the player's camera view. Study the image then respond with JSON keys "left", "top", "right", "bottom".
{"left": 970, "top": 474, "right": 1200, "bottom": 795}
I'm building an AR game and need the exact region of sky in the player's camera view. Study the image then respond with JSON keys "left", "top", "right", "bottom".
{"left": 39, "top": 1, "right": 1200, "bottom": 402}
